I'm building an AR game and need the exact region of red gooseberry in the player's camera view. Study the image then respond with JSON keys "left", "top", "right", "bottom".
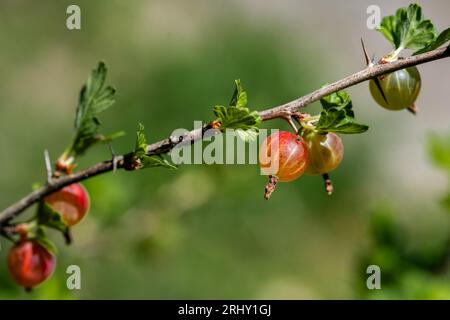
{"left": 44, "top": 183, "right": 89, "bottom": 227}
{"left": 7, "top": 239, "right": 55, "bottom": 289}
{"left": 259, "top": 131, "right": 310, "bottom": 182}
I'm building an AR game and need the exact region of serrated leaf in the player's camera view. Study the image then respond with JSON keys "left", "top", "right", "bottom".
{"left": 34, "top": 226, "right": 57, "bottom": 255}
{"left": 316, "top": 110, "right": 368, "bottom": 134}
{"left": 321, "top": 122, "right": 369, "bottom": 134}
{"left": 213, "top": 105, "right": 261, "bottom": 131}
{"left": 317, "top": 109, "right": 345, "bottom": 129}
{"left": 414, "top": 28, "right": 450, "bottom": 55}
{"left": 378, "top": 4, "right": 437, "bottom": 51}
{"left": 141, "top": 155, "right": 177, "bottom": 170}
{"left": 135, "top": 123, "right": 147, "bottom": 158}
{"left": 37, "top": 201, "right": 69, "bottom": 233}
{"left": 70, "top": 62, "right": 121, "bottom": 157}
{"left": 316, "top": 90, "right": 368, "bottom": 134}
{"left": 229, "top": 79, "right": 247, "bottom": 108}
{"left": 133, "top": 123, "right": 177, "bottom": 170}
{"left": 320, "top": 90, "right": 351, "bottom": 110}
{"left": 213, "top": 80, "right": 261, "bottom": 141}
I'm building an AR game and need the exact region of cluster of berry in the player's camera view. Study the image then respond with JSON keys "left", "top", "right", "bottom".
{"left": 7, "top": 184, "right": 89, "bottom": 290}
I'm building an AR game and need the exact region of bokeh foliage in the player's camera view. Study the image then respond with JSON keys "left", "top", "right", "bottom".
{"left": 358, "top": 133, "right": 450, "bottom": 299}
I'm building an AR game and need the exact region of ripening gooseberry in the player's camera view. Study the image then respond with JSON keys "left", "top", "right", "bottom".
{"left": 44, "top": 183, "right": 89, "bottom": 227}
{"left": 258, "top": 131, "right": 309, "bottom": 182}
{"left": 369, "top": 66, "right": 421, "bottom": 111}
{"left": 304, "top": 131, "right": 344, "bottom": 175}
{"left": 7, "top": 240, "right": 55, "bottom": 289}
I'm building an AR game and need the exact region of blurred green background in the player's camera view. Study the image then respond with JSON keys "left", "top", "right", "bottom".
{"left": 0, "top": 0, "right": 449, "bottom": 299}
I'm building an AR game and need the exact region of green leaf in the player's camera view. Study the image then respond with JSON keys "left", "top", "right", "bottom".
{"left": 98, "top": 131, "right": 126, "bottom": 142}
{"left": 320, "top": 121, "right": 369, "bottom": 134}
{"left": 133, "top": 123, "right": 177, "bottom": 170}
{"left": 213, "top": 105, "right": 261, "bottom": 131}
{"left": 70, "top": 62, "right": 121, "bottom": 157}
{"left": 141, "top": 155, "right": 177, "bottom": 170}
{"left": 213, "top": 80, "right": 261, "bottom": 141}
{"left": 229, "top": 79, "right": 247, "bottom": 108}
{"left": 315, "top": 90, "right": 369, "bottom": 134}
{"left": 34, "top": 226, "right": 57, "bottom": 255}
{"left": 37, "top": 201, "right": 69, "bottom": 234}
{"left": 320, "top": 90, "right": 351, "bottom": 110}
{"left": 378, "top": 4, "right": 437, "bottom": 51}
{"left": 414, "top": 28, "right": 450, "bottom": 55}
{"left": 135, "top": 123, "right": 147, "bottom": 158}
{"left": 428, "top": 133, "right": 450, "bottom": 172}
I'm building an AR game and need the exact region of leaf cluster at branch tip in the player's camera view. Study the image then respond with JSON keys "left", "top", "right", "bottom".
{"left": 315, "top": 89, "right": 369, "bottom": 134}
{"left": 69, "top": 62, "right": 124, "bottom": 158}
{"left": 378, "top": 4, "right": 436, "bottom": 52}
{"left": 133, "top": 123, "right": 177, "bottom": 170}
{"left": 378, "top": 3, "right": 450, "bottom": 56}
{"left": 213, "top": 80, "right": 262, "bottom": 142}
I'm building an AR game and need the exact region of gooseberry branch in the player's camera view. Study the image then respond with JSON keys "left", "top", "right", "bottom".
{"left": 0, "top": 45, "right": 449, "bottom": 226}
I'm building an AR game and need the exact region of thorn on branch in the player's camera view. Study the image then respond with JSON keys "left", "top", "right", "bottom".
{"left": 264, "top": 175, "right": 278, "bottom": 200}
{"left": 361, "top": 38, "right": 372, "bottom": 67}
{"left": 44, "top": 150, "right": 53, "bottom": 184}
{"left": 109, "top": 143, "right": 119, "bottom": 174}
{"left": 372, "top": 76, "right": 389, "bottom": 105}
